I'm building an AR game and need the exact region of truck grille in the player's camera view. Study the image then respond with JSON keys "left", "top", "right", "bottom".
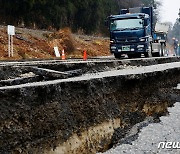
{"left": 116, "top": 37, "right": 138, "bottom": 43}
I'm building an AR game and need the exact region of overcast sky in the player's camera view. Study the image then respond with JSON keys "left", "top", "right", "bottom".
{"left": 160, "top": 0, "right": 180, "bottom": 24}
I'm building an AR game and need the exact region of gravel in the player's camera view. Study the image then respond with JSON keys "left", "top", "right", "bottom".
{"left": 100, "top": 102, "right": 180, "bottom": 154}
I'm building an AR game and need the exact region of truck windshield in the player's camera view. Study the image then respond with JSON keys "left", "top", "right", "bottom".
{"left": 110, "top": 18, "right": 143, "bottom": 31}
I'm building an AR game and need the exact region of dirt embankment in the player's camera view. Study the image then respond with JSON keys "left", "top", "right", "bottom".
{"left": 0, "top": 26, "right": 110, "bottom": 60}
{"left": 1, "top": 62, "right": 180, "bottom": 154}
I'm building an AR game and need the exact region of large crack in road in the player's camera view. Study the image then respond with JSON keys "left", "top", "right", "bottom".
{"left": 102, "top": 101, "right": 180, "bottom": 154}
{"left": 0, "top": 57, "right": 180, "bottom": 154}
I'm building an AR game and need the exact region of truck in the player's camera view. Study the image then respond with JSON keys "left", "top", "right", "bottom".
{"left": 106, "top": 7, "right": 164, "bottom": 58}
{"left": 153, "top": 23, "right": 169, "bottom": 56}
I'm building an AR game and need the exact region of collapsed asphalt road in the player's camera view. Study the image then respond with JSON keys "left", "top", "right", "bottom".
{"left": 101, "top": 101, "right": 180, "bottom": 154}
{"left": 0, "top": 57, "right": 180, "bottom": 154}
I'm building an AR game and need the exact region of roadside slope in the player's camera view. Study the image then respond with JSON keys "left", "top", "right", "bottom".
{"left": 0, "top": 26, "right": 110, "bottom": 60}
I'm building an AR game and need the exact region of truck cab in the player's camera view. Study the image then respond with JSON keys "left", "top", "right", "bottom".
{"left": 107, "top": 7, "right": 153, "bottom": 58}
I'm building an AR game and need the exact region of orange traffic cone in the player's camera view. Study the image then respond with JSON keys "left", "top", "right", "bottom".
{"left": 62, "top": 49, "right": 66, "bottom": 60}
{"left": 83, "top": 50, "right": 87, "bottom": 61}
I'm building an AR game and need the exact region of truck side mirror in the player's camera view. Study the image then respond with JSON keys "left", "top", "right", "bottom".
{"left": 104, "top": 19, "right": 108, "bottom": 27}
{"left": 144, "top": 20, "right": 148, "bottom": 26}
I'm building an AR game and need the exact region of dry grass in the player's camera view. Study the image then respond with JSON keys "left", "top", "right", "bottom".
{"left": 0, "top": 27, "right": 110, "bottom": 60}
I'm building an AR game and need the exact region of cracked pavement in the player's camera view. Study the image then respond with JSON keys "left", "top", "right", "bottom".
{"left": 102, "top": 102, "right": 180, "bottom": 154}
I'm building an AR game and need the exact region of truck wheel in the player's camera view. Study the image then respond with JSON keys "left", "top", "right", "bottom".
{"left": 145, "top": 43, "right": 152, "bottom": 57}
{"left": 148, "top": 50, "right": 152, "bottom": 57}
{"left": 160, "top": 43, "right": 165, "bottom": 56}
{"left": 161, "top": 50, "right": 164, "bottom": 57}
{"left": 144, "top": 51, "right": 152, "bottom": 58}
{"left": 114, "top": 53, "right": 121, "bottom": 59}
{"left": 144, "top": 53, "right": 149, "bottom": 57}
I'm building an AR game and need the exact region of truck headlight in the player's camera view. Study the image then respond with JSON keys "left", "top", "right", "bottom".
{"left": 137, "top": 45, "right": 144, "bottom": 48}
{"left": 110, "top": 40, "right": 115, "bottom": 43}
{"left": 111, "top": 46, "right": 116, "bottom": 49}
{"left": 140, "top": 38, "right": 146, "bottom": 42}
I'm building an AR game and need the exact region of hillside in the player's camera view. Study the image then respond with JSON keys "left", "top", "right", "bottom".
{"left": 0, "top": 26, "right": 110, "bottom": 60}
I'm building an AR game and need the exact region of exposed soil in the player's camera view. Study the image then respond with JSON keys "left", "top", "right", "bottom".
{"left": 0, "top": 26, "right": 110, "bottom": 60}
{"left": 1, "top": 61, "right": 180, "bottom": 154}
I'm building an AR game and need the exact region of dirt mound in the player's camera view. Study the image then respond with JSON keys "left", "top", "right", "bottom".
{"left": 48, "top": 28, "right": 75, "bottom": 53}
{"left": 0, "top": 26, "right": 110, "bottom": 60}
{"left": 47, "top": 28, "right": 110, "bottom": 58}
